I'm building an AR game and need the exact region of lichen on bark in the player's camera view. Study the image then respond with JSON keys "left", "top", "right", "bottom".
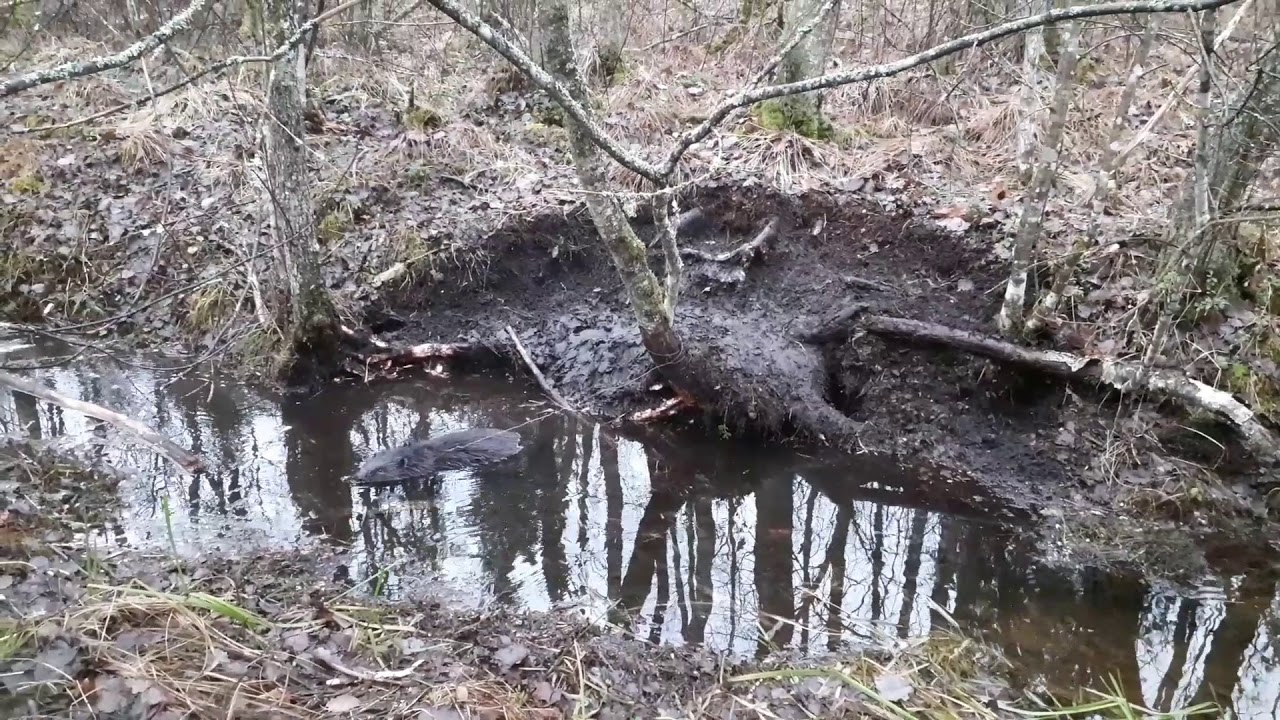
{"left": 539, "top": 0, "right": 682, "bottom": 362}
{"left": 261, "top": 0, "right": 342, "bottom": 381}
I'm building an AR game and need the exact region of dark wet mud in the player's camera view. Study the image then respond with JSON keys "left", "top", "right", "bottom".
{"left": 371, "top": 184, "right": 1272, "bottom": 522}
{"left": 2, "top": 335, "right": 1279, "bottom": 718}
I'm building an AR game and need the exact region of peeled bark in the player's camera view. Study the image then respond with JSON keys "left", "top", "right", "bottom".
{"left": 262, "top": 0, "right": 343, "bottom": 380}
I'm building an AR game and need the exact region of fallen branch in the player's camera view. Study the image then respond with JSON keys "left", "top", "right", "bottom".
{"left": 0, "top": 370, "right": 204, "bottom": 474}
{"left": 313, "top": 646, "right": 426, "bottom": 684}
{"left": 861, "top": 314, "right": 1280, "bottom": 463}
{"left": 505, "top": 326, "right": 584, "bottom": 418}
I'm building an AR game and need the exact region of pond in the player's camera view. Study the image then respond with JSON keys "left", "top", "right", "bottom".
{"left": 1, "top": 335, "right": 1277, "bottom": 717}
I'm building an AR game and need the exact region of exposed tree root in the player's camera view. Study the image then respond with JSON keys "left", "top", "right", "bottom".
{"left": 800, "top": 303, "right": 1280, "bottom": 468}
{"left": 505, "top": 325, "right": 587, "bottom": 420}
{"left": 679, "top": 216, "right": 781, "bottom": 287}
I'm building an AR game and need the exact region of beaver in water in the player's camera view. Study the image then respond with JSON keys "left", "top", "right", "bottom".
{"left": 354, "top": 427, "right": 523, "bottom": 486}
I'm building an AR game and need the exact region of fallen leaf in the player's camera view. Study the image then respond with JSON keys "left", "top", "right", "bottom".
{"left": 326, "top": 694, "right": 363, "bottom": 712}
{"left": 492, "top": 643, "right": 529, "bottom": 671}
{"left": 874, "top": 673, "right": 913, "bottom": 702}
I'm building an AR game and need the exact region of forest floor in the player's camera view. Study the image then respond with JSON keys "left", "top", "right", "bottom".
{"left": 2, "top": 21, "right": 1280, "bottom": 589}
{"left": 1, "top": 441, "right": 1184, "bottom": 720}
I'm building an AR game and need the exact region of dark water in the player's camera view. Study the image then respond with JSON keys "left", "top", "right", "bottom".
{"left": 1, "top": 336, "right": 1278, "bottom": 717}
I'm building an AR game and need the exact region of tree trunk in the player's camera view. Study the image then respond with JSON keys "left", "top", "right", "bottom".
{"left": 759, "top": 0, "right": 840, "bottom": 138}
{"left": 539, "top": 0, "right": 683, "bottom": 366}
{"left": 262, "top": 0, "right": 343, "bottom": 382}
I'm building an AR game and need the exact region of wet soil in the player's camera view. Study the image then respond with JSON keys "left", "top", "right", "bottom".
{"left": 373, "top": 183, "right": 1267, "bottom": 528}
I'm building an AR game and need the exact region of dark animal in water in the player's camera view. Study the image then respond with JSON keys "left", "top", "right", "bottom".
{"left": 354, "top": 428, "right": 523, "bottom": 486}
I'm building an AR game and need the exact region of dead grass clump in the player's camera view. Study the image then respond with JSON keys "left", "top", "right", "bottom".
{"left": 183, "top": 281, "right": 239, "bottom": 334}
{"left": 111, "top": 115, "right": 174, "bottom": 170}
{"left": 10, "top": 580, "right": 548, "bottom": 719}
{"left": 725, "top": 626, "right": 1215, "bottom": 718}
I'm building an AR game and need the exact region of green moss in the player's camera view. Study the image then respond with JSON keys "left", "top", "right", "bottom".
{"left": 317, "top": 210, "right": 350, "bottom": 246}
{"left": 533, "top": 102, "right": 566, "bottom": 128}
{"left": 9, "top": 174, "right": 45, "bottom": 194}
{"left": 754, "top": 98, "right": 835, "bottom": 140}
{"left": 405, "top": 165, "right": 431, "bottom": 189}
{"left": 526, "top": 122, "right": 568, "bottom": 150}
{"left": 403, "top": 106, "right": 444, "bottom": 131}
{"left": 1223, "top": 360, "right": 1280, "bottom": 423}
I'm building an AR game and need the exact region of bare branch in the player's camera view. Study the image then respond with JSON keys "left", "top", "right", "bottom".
{"left": 660, "top": 0, "right": 1244, "bottom": 177}
{"left": 422, "top": 0, "right": 665, "bottom": 181}
{"left": 17, "top": 0, "right": 366, "bottom": 135}
{"left": 0, "top": 0, "right": 211, "bottom": 98}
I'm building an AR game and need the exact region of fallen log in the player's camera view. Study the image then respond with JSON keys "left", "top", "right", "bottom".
{"left": 0, "top": 370, "right": 205, "bottom": 474}
{"left": 797, "top": 305, "right": 1280, "bottom": 464}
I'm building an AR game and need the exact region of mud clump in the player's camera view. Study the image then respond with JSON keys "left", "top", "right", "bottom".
{"left": 378, "top": 185, "right": 1074, "bottom": 507}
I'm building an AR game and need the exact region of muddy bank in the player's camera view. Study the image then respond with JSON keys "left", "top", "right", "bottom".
{"left": 371, "top": 184, "right": 1267, "bottom": 522}
{"left": 2, "top": 443, "right": 1116, "bottom": 720}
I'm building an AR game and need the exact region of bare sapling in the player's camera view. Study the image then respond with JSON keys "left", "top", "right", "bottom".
{"left": 997, "top": 20, "right": 1082, "bottom": 337}
{"left": 1139, "top": 8, "right": 1217, "bottom": 374}
{"left": 1026, "top": 17, "right": 1156, "bottom": 334}
{"left": 1015, "top": 0, "right": 1051, "bottom": 184}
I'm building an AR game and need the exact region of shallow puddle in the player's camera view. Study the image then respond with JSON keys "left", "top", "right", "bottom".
{"left": 1, "top": 337, "right": 1278, "bottom": 717}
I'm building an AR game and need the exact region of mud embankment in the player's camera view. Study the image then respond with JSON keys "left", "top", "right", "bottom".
{"left": 371, "top": 185, "right": 1135, "bottom": 508}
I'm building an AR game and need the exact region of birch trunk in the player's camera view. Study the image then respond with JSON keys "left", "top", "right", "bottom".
{"left": 1141, "top": 9, "right": 1217, "bottom": 370}
{"left": 1014, "top": 0, "right": 1050, "bottom": 182}
{"left": 539, "top": 0, "right": 682, "bottom": 364}
{"left": 997, "top": 20, "right": 1080, "bottom": 337}
{"left": 262, "top": 0, "right": 343, "bottom": 377}
{"left": 1028, "top": 17, "right": 1155, "bottom": 332}
{"left": 759, "top": 0, "right": 841, "bottom": 138}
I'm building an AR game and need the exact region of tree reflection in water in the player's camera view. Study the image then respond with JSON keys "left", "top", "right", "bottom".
{"left": 1, "top": 347, "right": 1278, "bottom": 719}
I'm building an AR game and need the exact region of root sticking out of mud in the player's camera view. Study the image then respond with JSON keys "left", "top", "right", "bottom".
{"left": 365, "top": 185, "right": 1269, "bottom": 521}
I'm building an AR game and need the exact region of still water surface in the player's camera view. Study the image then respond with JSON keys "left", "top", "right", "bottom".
{"left": 0, "top": 337, "right": 1277, "bottom": 717}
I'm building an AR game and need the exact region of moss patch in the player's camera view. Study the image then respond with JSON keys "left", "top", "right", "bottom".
{"left": 318, "top": 209, "right": 352, "bottom": 245}
{"left": 753, "top": 98, "right": 835, "bottom": 140}
{"left": 8, "top": 174, "right": 45, "bottom": 194}
{"left": 403, "top": 106, "right": 444, "bottom": 131}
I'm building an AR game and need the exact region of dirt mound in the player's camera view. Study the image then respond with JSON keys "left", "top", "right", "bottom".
{"left": 370, "top": 184, "right": 1083, "bottom": 507}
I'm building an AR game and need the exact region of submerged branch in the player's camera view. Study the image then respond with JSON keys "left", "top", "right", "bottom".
{"left": 0, "top": 370, "right": 205, "bottom": 474}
